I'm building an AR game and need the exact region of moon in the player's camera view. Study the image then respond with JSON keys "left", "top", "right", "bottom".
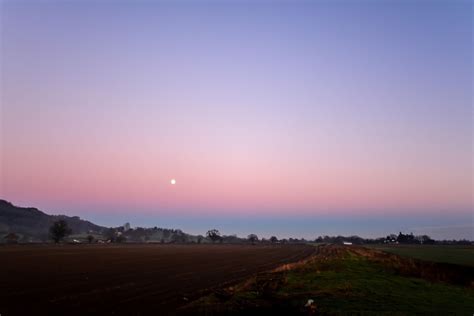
{"left": 170, "top": 179, "right": 176, "bottom": 185}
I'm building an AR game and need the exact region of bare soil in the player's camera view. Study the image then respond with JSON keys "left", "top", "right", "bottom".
{"left": 0, "top": 244, "right": 316, "bottom": 315}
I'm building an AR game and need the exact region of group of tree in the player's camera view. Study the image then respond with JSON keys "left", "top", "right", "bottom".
{"left": 314, "top": 235, "right": 365, "bottom": 245}
{"left": 16, "top": 220, "right": 472, "bottom": 246}
{"left": 101, "top": 226, "right": 196, "bottom": 243}
{"left": 205, "top": 230, "right": 277, "bottom": 245}
{"left": 383, "top": 232, "right": 435, "bottom": 244}
{"left": 314, "top": 233, "right": 439, "bottom": 245}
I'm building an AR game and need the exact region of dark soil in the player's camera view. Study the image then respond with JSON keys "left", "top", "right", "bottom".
{"left": 0, "top": 244, "right": 316, "bottom": 316}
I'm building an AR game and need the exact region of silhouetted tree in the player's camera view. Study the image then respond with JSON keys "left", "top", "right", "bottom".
{"left": 87, "top": 235, "right": 95, "bottom": 243}
{"left": 49, "top": 220, "right": 72, "bottom": 243}
{"left": 270, "top": 236, "right": 278, "bottom": 243}
{"left": 206, "top": 229, "right": 221, "bottom": 243}
{"left": 248, "top": 234, "right": 259, "bottom": 244}
{"left": 397, "top": 232, "right": 416, "bottom": 244}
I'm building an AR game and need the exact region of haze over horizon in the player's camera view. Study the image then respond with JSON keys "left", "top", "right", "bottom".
{"left": 1, "top": 1, "right": 472, "bottom": 240}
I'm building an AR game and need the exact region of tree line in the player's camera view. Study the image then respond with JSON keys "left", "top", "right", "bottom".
{"left": 3, "top": 220, "right": 472, "bottom": 245}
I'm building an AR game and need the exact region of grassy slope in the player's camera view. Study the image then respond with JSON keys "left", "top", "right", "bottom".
{"left": 366, "top": 244, "right": 474, "bottom": 267}
{"left": 184, "top": 245, "right": 474, "bottom": 315}
{"left": 283, "top": 253, "right": 474, "bottom": 315}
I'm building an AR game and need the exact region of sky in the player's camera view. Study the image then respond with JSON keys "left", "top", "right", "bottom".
{"left": 1, "top": 0, "right": 472, "bottom": 239}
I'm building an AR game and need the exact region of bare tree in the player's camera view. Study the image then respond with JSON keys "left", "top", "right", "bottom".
{"left": 248, "top": 234, "right": 259, "bottom": 245}
{"left": 206, "top": 229, "right": 221, "bottom": 243}
{"left": 49, "top": 220, "right": 72, "bottom": 243}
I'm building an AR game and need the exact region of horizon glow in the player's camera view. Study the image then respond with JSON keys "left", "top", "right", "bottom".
{"left": 1, "top": 1, "right": 472, "bottom": 239}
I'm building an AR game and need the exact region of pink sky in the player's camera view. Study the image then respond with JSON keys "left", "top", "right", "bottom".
{"left": 1, "top": 1, "right": 472, "bottom": 225}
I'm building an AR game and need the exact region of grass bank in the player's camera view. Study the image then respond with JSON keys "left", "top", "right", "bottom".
{"left": 182, "top": 245, "right": 474, "bottom": 315}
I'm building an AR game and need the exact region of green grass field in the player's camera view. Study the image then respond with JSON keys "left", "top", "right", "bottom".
{"left": 366, "top": 244, "right": 474, "bottom": 267}
{"left": 184, "top": 245, "right": 474, "bottom": 315}
{"left": 281, "top": 253, "right": 474, "bottom": 315}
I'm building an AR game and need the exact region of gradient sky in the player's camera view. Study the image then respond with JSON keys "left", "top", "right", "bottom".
{"left": 1, "top": 0, "right": 472, "bottom": 239}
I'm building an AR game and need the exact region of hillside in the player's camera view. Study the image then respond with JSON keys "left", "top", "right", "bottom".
{"left": 0, "top": 200, "right": 106, "bottom": 242}
{"left": 0, "top": 200, "right": 211, "bottom": 244}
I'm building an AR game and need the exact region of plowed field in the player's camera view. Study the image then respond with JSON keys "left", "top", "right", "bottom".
{"left": 0, "top": 244, "right": 316, "bottom": 315}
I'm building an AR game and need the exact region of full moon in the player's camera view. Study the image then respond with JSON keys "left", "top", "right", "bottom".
{"left": 170, "top": 179, "right": 176, "bottom": 185}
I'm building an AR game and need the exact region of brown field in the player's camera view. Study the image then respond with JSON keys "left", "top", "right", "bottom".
{"left": 0, "top": 244, "right": 316, "bottom": 315}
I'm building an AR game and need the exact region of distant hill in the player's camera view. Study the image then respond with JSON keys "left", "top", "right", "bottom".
{"left": 0, "top": 200, "right": 106, "bottom": 242}
{"left": 0, "top": 200, "right": 207, "bottom": 244}
{"left": 0, "top": 200, "right": 260, "bottom": 244}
